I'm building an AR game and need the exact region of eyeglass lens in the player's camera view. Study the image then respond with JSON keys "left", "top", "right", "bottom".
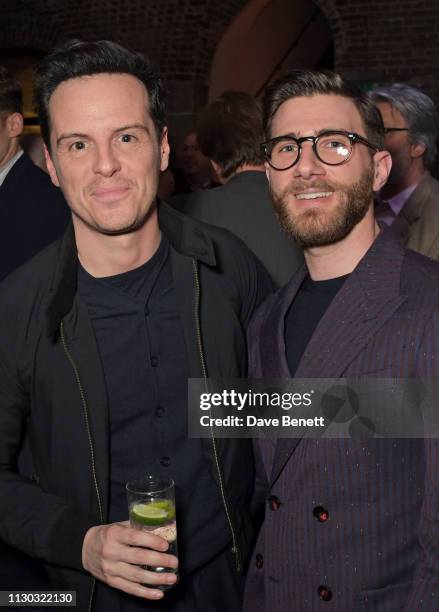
{"left": 269, "top": 133, "right": 352, "bottom": 170}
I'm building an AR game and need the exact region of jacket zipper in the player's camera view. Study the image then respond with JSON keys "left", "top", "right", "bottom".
{"left": 60, "top": 320, "right": 104, "bottom": 612}
{"left": 191, "top": 259, "right": 242, "bottom": 572}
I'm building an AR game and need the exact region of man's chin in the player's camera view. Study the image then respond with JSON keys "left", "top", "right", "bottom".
{"left": 94, "top": 221, "right": 146, "bottom": 236}
{"left": 73, "top": 203, "right": 157, "bottom": 236}
{"left": 284, "top": 219, "right": 348, "bottom": 248}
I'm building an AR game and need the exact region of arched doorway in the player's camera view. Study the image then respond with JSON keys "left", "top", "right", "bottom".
{"left": 209, "top": 0, "right": 334, "bottom": 100}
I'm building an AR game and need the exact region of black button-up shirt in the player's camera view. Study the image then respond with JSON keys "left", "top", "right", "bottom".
{"left": 78, "top": 238, "right": 229, "bottom": 610}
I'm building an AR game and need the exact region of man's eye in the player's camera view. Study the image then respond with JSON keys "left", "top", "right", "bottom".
{"left": 326, "top": 140, "right": 343, "bottom": 148}
{"left": 120, "top": 134, "right": 135, "bottom": 143}
{"left": 278, "top": 143, "right": 297, "bottom": 154}
{"left": 322, "top": 139, "right": 347, "bottom": 150}
{"left": 70, "top": 141, "right": 86, "bottom": 151}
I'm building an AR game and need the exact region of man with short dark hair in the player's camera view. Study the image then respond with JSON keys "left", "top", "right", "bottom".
{"left": 0, "top": 40, "right": 272, "bottom": 611}
{"left": 0, "top": 65, "right": 69, "bottom": 280}
{"left": 174, "top": 91, "right": 303, "bottom": 287}
{"left": 370, "top": 83, "right": 439, "bottom": 259}
{"left": 244, "top": 69, "right": 439, "bottom": 611}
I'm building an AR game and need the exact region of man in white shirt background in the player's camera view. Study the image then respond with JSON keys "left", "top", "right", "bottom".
{"left": 0, "top": 65, "right": 69, "bottom": 281}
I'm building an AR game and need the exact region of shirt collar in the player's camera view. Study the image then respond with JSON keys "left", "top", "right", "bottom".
{"left": 0, "top": 149, "right": 23, "bottom": 187}
{"left": 386, "top": 182, "right": 419, "bottom": 216}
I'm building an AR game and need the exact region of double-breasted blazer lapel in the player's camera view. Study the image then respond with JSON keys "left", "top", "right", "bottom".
{"left": 270, "top": 230, "right": 408, "bottom": 486}
{"left": 259, "top": 266, "right": 307, "bottom": 379}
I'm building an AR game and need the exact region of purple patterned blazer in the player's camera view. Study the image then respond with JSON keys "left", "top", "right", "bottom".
{"left": 244, "top": 229, "right": 439, "bottom": 612}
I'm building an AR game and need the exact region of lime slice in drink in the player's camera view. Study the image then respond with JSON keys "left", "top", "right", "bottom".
{"left": 130, "top": 500, "right": 175, "bottom": 526}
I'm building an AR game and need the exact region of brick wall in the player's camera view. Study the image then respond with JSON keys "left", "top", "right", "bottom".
{"left": 315, "top": 0, "right": 439, "bottom": 104}
{"left": 0, "top": 0, "right": 438, "bottom": 140}
{"left": 0, "top": 0, "right": 248, "bottom": 142}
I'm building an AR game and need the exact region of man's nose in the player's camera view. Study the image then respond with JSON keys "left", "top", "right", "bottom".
{"left": 293, "top": 142, "right": 324, "bottom": 179}
{"left": 93, "top": 143, "right": 121, "bottom": 176}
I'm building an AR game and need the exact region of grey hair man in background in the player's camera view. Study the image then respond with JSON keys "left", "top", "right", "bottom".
{"left": 370, "top": 83, "right": 439, "bottom": 259}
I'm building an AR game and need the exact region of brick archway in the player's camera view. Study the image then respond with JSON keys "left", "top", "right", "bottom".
{"left": 312, "top": 0, "right": 345, "bottom": 61}
{"left": 209, "top": 0, "right": 334, "bottom": 101}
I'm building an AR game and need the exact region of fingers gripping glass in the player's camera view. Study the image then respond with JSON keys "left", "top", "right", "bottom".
{"left": 261, "top": 130, "right": 380, "bottom": 171}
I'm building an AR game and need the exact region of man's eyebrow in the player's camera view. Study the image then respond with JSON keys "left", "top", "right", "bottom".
{"left": 273, "top": 127, "right": 351, "bottom": 139}
{"left": 114, "top": 123, "right": 150, "bottom": 134}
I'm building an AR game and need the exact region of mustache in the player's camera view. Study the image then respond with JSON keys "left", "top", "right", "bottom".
{"left": 281, "top": 180, "right": 339, "bottom": 195}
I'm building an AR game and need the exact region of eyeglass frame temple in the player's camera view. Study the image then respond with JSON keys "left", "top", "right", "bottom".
{"left": 383, "top": 127, "right": 409, "bottom": 134}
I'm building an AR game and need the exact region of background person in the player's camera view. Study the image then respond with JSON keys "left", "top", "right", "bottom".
{"left": 370, "top": 83, "right": 439, "bottom": 259}
{"left": 172, "top": 130, "right": 217, "bottom": 196}
{"left": 172, "top": 91, "right": 303, "bottom": 287}
{"left": 0, "top": 65, "right": 69, "bottom": 280}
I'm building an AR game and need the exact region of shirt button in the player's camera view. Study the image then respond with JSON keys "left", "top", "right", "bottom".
{"left": 255, "top": 553, "right": 263, "bottom": 569}
{"left": 151, "top": 356, "right": 158, "bottom": 367}
{"left": 318, "top": 585, "right": 332, "bottom": 601}
{"left": 160, "top": 456, "right": 170, "bottom": 467}
{"left": 313, "top": 506, "right": 329, "bottom": 522}
{"left": 268, "top": 495, "right": 281, "bottom": 511}
{"left": 155, "top": 406, "right": 165, "bottom": 418}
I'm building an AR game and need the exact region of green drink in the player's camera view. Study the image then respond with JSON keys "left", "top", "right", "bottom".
{"left": 126, "top": 477, "right": 178, "bottom": 590}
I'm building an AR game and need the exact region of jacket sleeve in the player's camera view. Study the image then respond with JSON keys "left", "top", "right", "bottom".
{"left": 404, "top": 304, "right": 439, "bottom": 609}
{"left": 0, "top": 324, "right": 94, "bottom": 572}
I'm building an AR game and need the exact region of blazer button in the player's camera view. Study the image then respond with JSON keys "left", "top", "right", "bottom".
{"left": 313, "top": 506, "right": 329, "bottom": 522}
{"left": 318, "top": 585, "right": 332, "bottom": 601}
{"left": 255, "top": 553, "right": 263, "bottom": 569}
{"left": 268, "top": 495, "right": 281, "bottom": 511}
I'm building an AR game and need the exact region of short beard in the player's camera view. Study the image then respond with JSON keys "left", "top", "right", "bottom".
{"left": 270, "top": 162, "right": 375, "bottom": 248}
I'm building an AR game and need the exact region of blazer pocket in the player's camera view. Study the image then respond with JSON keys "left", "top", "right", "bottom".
{"left": 355, "top": 580, "right": 413, "bottom": 611}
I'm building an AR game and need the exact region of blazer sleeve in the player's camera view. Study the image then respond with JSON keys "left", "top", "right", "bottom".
{"left": 0, "top": 319, "right": 94, "bottom": 572}
{"left": 405, "top": 304, "right": 439, "bottom": 609}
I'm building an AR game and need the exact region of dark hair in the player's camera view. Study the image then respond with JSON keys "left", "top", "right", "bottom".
{"left": 196, "top": 91, "right": 265, "bottom": 180}
{"left": 0, "top": 65, "right": 23, "bottom": 116}
{"left": 369, "top": 83, "right": 438, "bottom": 169}
{"left": 263, "top": 69, "right": 384, "bottom": 150}
{"left": 34, "top": 39, "right": 166, "bottom": 149}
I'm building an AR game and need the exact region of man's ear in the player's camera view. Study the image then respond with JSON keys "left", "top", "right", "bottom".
{"left": 210, "top": 159, "right": 225, "bottom": 184}
{"left": 6, "top": 112, "right": 23, "bottom": 138}
{"left": 159, "top": 127, "right": 170, "bottom": 172}
{"left": 372, "top": 150, "right": 392, "bottom": 192}
{"left": 410, "top": 141, "right": 426, "bottom": 159}
{"left": 44, "top": 145, "right": 61, "bottom": 188}
{"left": 265, "top": 160, "right": 271, "bottom": 183}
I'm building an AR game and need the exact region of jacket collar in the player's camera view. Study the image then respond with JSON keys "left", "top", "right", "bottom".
{"left": 46, "top": 200, "right": 217, "bottom": 340}
{"left": 389, "top": 172, "right": 434, "bottom": 246}
{"left": 397, "top": 171, "right": 433, "bottom": 224}
{"left": 262, "top": 227, "right": 407, "bottom": 380}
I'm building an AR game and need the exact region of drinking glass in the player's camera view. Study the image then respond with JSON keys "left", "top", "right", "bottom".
{"left": 126, "top": 476, "right": 178, "bottom": 590}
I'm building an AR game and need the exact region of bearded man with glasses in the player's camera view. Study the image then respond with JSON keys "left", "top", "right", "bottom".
{"left": 244, "top": 70, "right": 439, "bottom": 612}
